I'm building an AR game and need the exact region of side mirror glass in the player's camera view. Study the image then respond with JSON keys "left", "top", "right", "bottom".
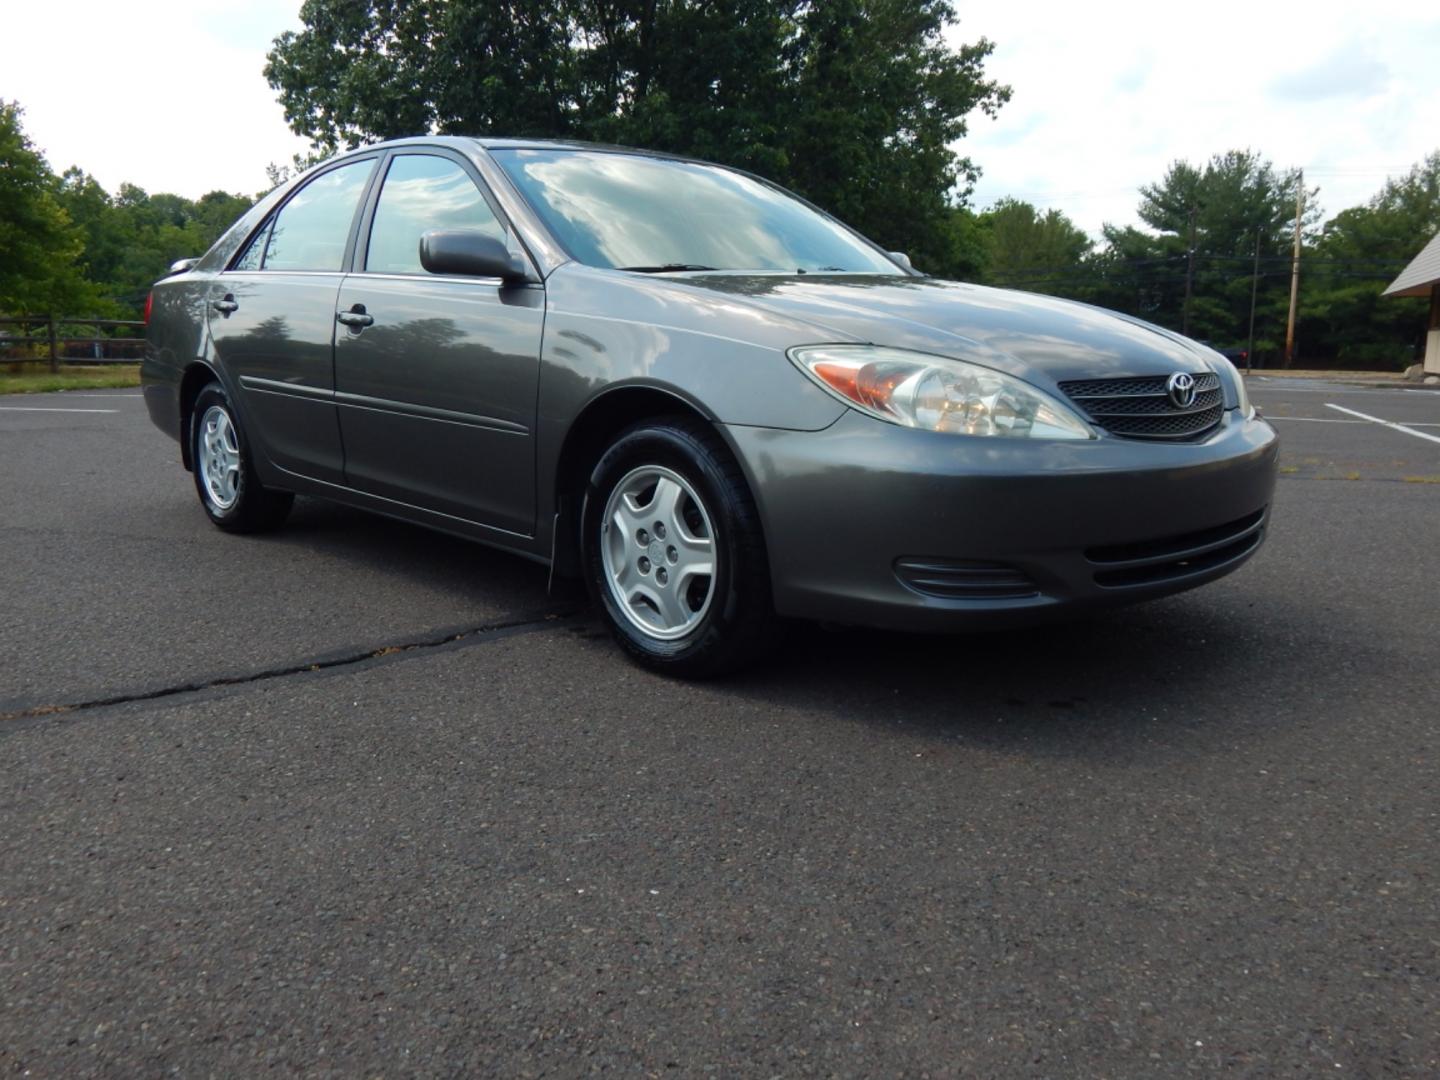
{"left": 419, "top": 230, "right": 529, "bottom": 282}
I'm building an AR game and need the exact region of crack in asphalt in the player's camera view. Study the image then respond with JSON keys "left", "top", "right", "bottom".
{"left": 0, "top": 609, "right": 585, "bottom": 729}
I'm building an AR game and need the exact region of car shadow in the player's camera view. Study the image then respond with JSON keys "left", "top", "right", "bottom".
{"left": 254, "top": 497, "right": 1373, "bottom": 765}
{"left": 266, "top": 495, "right": 554, "bottom": 609}
{"left": 709, "top": 589, "right": 1381, "bottom": 762}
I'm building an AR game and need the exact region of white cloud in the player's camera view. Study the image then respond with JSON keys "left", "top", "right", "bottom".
{"left": 950, "top": 0, "right": 1440, "bottom": 238}
{"left": 4, "top": 0, "right": 312, "bottom": 199}
{"left": 1268, "top": 46, "right": 1389, "bottom": 103}
{"left": 5, "top": 0, "right": 1438, "bottom": 237}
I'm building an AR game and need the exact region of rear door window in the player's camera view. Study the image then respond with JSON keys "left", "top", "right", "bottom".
{"left": 365, "top": 155, "right": 506, "bottom": 275}
{"left": 262, "top": 159, "right": 375, "bottom": 272}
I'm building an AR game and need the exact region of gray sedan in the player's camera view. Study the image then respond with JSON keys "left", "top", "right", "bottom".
{"left": 143, "top": 137, "right": 1278, "bottom": 675}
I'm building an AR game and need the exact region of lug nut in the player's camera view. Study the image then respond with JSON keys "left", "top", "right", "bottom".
{"left": 667, "top": 546, "right": 678, "bottom": 563}
{"left": 638, "top": 556, "right": 651, "bottom": 573}
{"left": 637, "top": 528, "right": 649, "bottom": 544}
{"left": 656, "top": 567, "right": 669, "bottom": 585}
{"left": 654, "top": 522, "right": 667, "bottom": 539}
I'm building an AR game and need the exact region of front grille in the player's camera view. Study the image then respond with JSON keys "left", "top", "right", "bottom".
{"left": 1059, "top": 372, "right": 1223, "bottom": 440}
{"left": 895, "top": 558, "right": 1040, "bottom": 600}
{"left": 1086, "top": 508, "right": 1267, "bottom": 588}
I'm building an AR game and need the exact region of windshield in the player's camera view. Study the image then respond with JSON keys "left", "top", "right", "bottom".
{"left": 490, "top": 148, "right": 903, "bottom": 275}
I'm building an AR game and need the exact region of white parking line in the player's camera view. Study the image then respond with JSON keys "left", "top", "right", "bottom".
{"left": 1250, "top": 383, "right": 1433, "bottom": 396}
{"left": 1264, "top": 416, "right": 1440, "bottom": 427}
{"left": 1325, "top": 403, "right": 1440, "bottom": 445}
{"left": 0, "top": 406, "right": 118, "bottom": 414}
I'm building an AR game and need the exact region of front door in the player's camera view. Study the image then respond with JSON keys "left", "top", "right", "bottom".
{"left": 334, "top": 152, "right": 544, "bottom": 538}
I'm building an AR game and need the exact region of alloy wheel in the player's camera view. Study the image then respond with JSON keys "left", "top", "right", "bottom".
{"left": 198, "top": 405, "right": 241, "bottom": 511}
{"left": 600, "top": 465, "right": 717, "bottom": 640}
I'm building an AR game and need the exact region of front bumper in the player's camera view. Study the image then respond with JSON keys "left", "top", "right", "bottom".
{"left": 723, "top": 408, "right": 1279, "bottom": 631}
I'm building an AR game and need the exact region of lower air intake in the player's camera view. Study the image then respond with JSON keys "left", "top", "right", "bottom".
{"left": 895, "top": 558, "right": 1040, "bottom": 600}
{"left": 1086, "top": 508, "right": 1267, "bottom": 588}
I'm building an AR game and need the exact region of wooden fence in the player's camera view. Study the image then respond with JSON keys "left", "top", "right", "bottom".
{"left": 0, "top": 316, "right": 145, "bottom": 372}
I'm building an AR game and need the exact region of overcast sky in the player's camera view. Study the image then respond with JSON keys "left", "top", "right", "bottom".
{"left": 6, "top": 0, "right": 310, "bottom": 199}
{"left": 955, "top": 1, "right": 1440, "bottom": 236}
{"left": 7, "top": 1, "right": 1439, "bottom": 239}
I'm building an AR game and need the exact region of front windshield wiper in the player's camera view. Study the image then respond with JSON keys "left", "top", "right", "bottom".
{"left": 616, "top": 263, "right": 719, "bottom": 273}
{"left": 796, "top": 266, "right": 849, "bottom": 274}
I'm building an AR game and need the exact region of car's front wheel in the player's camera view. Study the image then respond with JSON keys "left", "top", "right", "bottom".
{"left": 582, "top": 417, "right": 776, "bottom": 676}
{"left": 190, "top": 383, "right": 293, "bottom": 533}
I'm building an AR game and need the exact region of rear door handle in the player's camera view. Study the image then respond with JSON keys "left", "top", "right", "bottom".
{"left": 212, "top": 296, "right": 238, "bottom": 315}
{"left": 336, "top": 305, "right": 373, "bottom": 329}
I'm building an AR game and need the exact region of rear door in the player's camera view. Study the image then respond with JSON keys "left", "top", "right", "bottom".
{"left": 206, "top": 156, "right": 378, "bottom": 484}
{"left": 333, "top": 150, "right": 544, "bottom": 537}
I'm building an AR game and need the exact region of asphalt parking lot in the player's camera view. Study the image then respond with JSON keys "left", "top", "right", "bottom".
{"left": 2, "top": 378, "right": 1437, "bottom": 1076}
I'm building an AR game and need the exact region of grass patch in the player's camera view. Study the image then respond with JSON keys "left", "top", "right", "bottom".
{"left": 0, "top": 363, "right": 140, "bottom": 394}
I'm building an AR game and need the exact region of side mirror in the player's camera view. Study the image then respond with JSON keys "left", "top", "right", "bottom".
{"left": 419, "top": 230, "right": 530, "bottom": 282}
{"left": 168, "top": 257, "right": 199, "bottom": 276}
{"left": 888, "top": 251, "right": 914, "bottom": 272}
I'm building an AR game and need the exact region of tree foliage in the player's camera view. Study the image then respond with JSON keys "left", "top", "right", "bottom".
{"left": 1301, "top": 152, "right": 1440, "bottom": 366}
{"left": 1085, "top": 149, "right": 1438, "bottom": 367}
{"left": 55, "top": 171, "right": 252, "bottom": 313}
{"left": 977, "top": 198, "right": 1090, "bottom": 294}
{"left": 1, "top": 99, "right": 253, "bottom": 320}
{"left": 974, "top": 150, "right": 1437, "bottom": 369}
{"left": 1083, "top": 151, "right": 1317, "bottom": 353}
{"left": 0, "top": 101, "right": 96, "bottom": 316}
{"left": 265, "top": 0, "right": 1010, "bottom": 276}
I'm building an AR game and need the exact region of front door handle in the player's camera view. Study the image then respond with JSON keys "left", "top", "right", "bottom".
{"left": 212, "top": 295, "right": 238, "bottom": 316}
{"left": 336, "top": 305, "right": 374, "bottom": 329}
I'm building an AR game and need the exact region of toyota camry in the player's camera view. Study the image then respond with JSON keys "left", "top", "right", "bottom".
{"left": 143, "top": 137, "right": 1278, "bottom": 675}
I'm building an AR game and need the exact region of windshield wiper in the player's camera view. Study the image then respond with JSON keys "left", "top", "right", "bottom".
{"left": 796, "top": 266, "right": 849, "bottom": 274}
{"left": 617, "top": 263, "right": 719, "bottom": 273}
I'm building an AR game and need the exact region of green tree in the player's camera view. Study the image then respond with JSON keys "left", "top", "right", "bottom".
{"left": 977, "top": 198, "right": 1091, "bottom": 294}
{"left": 56, "top": 169, "right": 129, "bottom": 298}
{"left": 1301, "top": 152, "right": 1440, "bottom": 368}
{"left": 779, "top": 1, "right": 1009, "bottom": 275}
{"left": 55, "top": 173, "right": 253, "bottom": 316}
{"left": 0, "top": 101, "right": 97, "bottom": 318}
{"left": 265, "top": 0, "right": 1008, "bottom": 277}
{"left": 1086, "top": 151, "right": 1316, "bottom": 360}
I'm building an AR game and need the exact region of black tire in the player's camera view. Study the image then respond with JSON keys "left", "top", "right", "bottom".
{"left": 189, "top": 382, "right": 293, "bottom": 533}
{"left": 581, "top": 415, "right": 777, "bottom": 677}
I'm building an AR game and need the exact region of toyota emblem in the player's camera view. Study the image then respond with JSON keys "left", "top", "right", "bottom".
{"left": 1167, "top": 371, "right": 1197, "bottom": 409}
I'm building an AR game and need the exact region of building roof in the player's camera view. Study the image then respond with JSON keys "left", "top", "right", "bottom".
{"left": 1383, "top": 229, "right": 1440, "bottom": 297}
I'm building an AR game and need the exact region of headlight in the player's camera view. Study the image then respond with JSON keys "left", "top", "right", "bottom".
{"left": 1204, "top": 352, "right": 1254, "bottom": 419}
{"left": 788, "top": 344, "right": 1094, "bottom": 440}
{"left": 1224, "top": 359, "right": 1254, "bottom": 418}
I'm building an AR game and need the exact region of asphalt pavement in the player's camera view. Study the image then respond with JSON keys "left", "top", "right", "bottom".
{"left": 2, "top": 380, "right": 1437, "bottom": 1076}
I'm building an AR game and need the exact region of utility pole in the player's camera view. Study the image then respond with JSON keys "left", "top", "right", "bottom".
{"left": 1283, "top": 172, "right": 1304, "bottom": 369}
{"left": 1182, "top": 207, "right": 1197, "bottom": 337}
{"left": 1247, "top": 230, "right": 1261, "bottom": 373}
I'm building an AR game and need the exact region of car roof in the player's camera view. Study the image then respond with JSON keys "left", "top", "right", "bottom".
{"left": 350, "top": 134, "right": 701, "bottom": 164}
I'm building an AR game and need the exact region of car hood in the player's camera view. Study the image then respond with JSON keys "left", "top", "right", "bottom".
{"left": 667, "top": 274, "right": 1214, "bottom": 384}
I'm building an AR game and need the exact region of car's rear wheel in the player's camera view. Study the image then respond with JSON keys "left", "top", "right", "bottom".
{"left": 190, "top": 383, "right": 293, "bottom": 533}
{"left": 582, "top": 416, "right": 776, "bottom": 676}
